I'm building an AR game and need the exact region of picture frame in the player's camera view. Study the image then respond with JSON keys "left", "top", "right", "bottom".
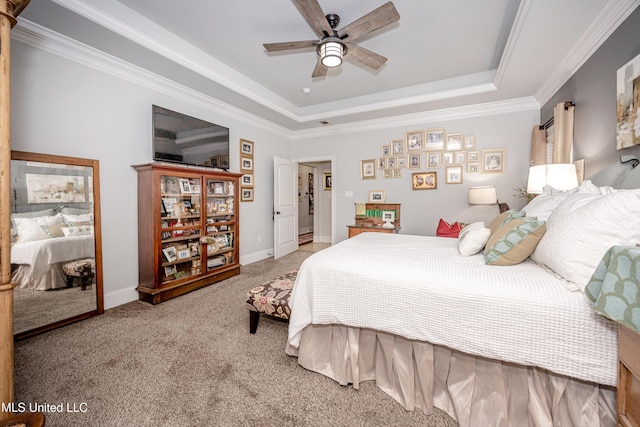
{"left": 481, "top": 148, "right": 505, "bottom": 174}
{"left": 241, "top": 156, "right": 253, "bottom": 172}
{"left": 454, "top": 151, "right": 467, "bottom": 164}
{"left": 446, "top": 133, "right": 462, "bottom": 151}
{"left": 406, "top": 130, "right": 424, "bottom": 151}
{"left": 426, "top": 152, "right": 441, "bottom": 168}
{"left": 425, "top": 128, "right": 445, "bottom": 151}
{"left": 383, "top": 169, "right": 393, "bottom": 179}
{"left": 323, "top": 172, "right": 332, "bottom": 190}
{"left": 25, "top": 173, "right": 87, "bottom": 204}
{"left": 177, "top": 248, "right": 191, "bottom": 260}
{"left": 161, "top": 197, "right": 177, "bottom": 215}
{"left": 240, "top": 139, "right": 254, "bottom": 155}
{"left": 408, "top": 153, "right": 421, "bottom": 169}
{"left": 387, "top": 157, "right": 397, "bottom": 168}
{"left": 213, "top": 181, "right": 225, "bottom": 195}
{"left": 189, "top": 241, "right": 200, "bottom": 257}
{"left": 412, "top": 172, "right": 437, "bottom": 190}
{"left": 397, "top": 156, "right": 407, "bottom": 168}
{"left": 392, "top": 169, "right": 401, "bottom": 178}
{"left": 377, "top": 158, "right": 387, "bottom": 170}
{"left": 241, "top": 187, "right": 254, "bottom": 202}
{"left": 179, "top": 178, "right": 192, "bottom": 194}
{"left": 241, "top": 174, "right": 254, "bottom": 186}
{"left": 218, "top": 155, "right": 229, "bottom": 169}
{"left": 616, "top": 52, "right": 640, "bottom": 149}
{"left": 164, "top": 265, "right": 177, "bottom": 277}
{"left": 446, "top": 166, "right": 463, "bottom": 184}
{"left": 360, "top": 159, "right": 377, "bottom": 180}
{"left": 442, "top": 152, "right": 454, "bottom": 165}
{"left": 381, "top": 145, "right": 391, "bottom": 157}
{"left": 210, "top": 155, "right": 219, "bottom": 168}
{"left": 164, "top": 176, "right": 180, "bottom": 194}
{"left": 467, "top": 151, "right": 479, "bottom": 162}
{"left": 162, "top": 246, "right": 177, "bottom": 263}
{"left": 174, "top": 271, "right": 187, "bottom": 280}
{"left": 392, "top": 139, "right": 405, "bottom": 154}
{"left": 217, "top": 203, "right": 228, "bottom": 213}
{"left": 467, "top": 163, "right": 480, "bottom": 173}
{"left": 190, "top": 184, "right": 200, "bottom": 194}
{"left": 464, "top": 135, "right": 476, "bottom": 150}
{"left": 368, "top": 190, "right": 385, "bottom": 203}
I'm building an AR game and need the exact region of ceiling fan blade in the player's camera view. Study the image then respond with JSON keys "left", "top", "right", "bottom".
{"left": 293, "top": 0, "right": 334, "bottom": 38}
{"left": 338, "top": 1, "right": 400, "bottom": 43}
{"left": 312, "top": 57, "right": 328, "bottom": 78}
{"left": 263, "top": 40, "right": 317, "bottom": 52}
{"left": 346, "top": 43, "right": 387, "bottom": 70}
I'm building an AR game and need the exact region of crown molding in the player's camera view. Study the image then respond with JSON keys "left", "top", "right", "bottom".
{"left": 535, "top": 0, "right": 640, "bottom": 105}
{"left": 493, "top": 0, "right": 534, "bottom": 89}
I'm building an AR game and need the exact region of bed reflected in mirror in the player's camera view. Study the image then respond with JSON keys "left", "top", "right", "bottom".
{"left": 10, "top": 151, "right": 103, "bottom": 339}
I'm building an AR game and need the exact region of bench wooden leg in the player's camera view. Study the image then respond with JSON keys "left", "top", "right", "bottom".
{"left": 249, "top": 311, "right": 259, "bottom": 334}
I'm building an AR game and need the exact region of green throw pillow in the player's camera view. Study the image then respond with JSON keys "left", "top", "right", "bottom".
{"left": 484, "top": 217, "right": 546, "bottom": 266}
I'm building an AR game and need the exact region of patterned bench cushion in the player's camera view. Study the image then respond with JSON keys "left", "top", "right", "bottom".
{"left": 62, "top": 258, "right": 95, "bottom": 277}
{"left": 246, "top": 269, "right": 298, "bottom": 321}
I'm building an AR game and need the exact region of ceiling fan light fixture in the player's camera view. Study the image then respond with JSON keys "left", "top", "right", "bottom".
{"left": 320, "top": 40, "right": 343, "bottom": 68}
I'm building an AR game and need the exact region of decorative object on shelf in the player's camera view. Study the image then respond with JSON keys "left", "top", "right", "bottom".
{"left": 526, "top": 163, "right": 578, "bottom": 194}
{"left": 616, "top": 52, "right": 640, "bottom": 149}
{"left": 468, "top": 185, "right": 509, "bottom": 213}
{"left": 481, "top": 148, "right": 505, "bottom": 174}
{"left": 368, "top": 190, "right": 385, "bottom": 203}
{"left": 445, "top": 166, "right": 463, "bottom": 184}
{"left": 381, "top": 210, "right": 396, "bottom": 228}
{"left": 412, "top": 172, "right": 437, "bottom": 190}
{"left": 360, "top": 159, "right": 376, "bottom": 180}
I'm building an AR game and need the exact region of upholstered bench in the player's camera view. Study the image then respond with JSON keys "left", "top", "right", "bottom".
{"left": 245, "top": 269, "right": 298, "bottom": 334}
{"left": 62, "top": 258, "right": 95, "bottom": 290}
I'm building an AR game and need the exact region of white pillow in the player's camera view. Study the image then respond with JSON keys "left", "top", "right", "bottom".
{"left": 521, "top": 185, "right": 576, "bottom": 221}
{"left": 13, "top": 217, "right": 51, "bottom": 242}
{"left": 531, "top": 189, "right": 640, "bottom": 289}
{"left": 457, "top": 222, "right": 491, "bottom": 256}
{"left": 61, "top": 225, "right": 93, "bottom": 237}
{"left": 63, "top": 213, "right": 92, "bottom": 224}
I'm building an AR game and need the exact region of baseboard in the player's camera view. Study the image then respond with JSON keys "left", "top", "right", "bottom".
{"left": 298, "top": 227, "right": 313, "bottom": 235}
{"left": 315, "top": 234, "right": 331, "bottom": 243}
{"left": 104, "top": 287, "right": 138, "bottom": 310}
{"left": 240, "top": 248, "right": 273, "bottom": 266}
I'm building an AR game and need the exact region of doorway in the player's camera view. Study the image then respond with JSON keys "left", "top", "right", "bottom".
{"left": 294, "top": 157, "right": 335, "bottom": 249}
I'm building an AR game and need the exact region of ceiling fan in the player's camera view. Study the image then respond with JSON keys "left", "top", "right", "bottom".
{"left": 263, "top": 0, "right": 400, "bottom": 77}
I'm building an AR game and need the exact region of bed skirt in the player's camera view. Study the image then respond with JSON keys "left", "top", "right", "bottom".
{"left": 285, "top": 324, "right": 616, "bottom": 426}
{"left": 12, "top": 262, "right": 67, "bottom": 290}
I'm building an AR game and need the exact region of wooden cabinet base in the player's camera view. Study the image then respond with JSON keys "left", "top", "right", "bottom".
{"left": 138, "top": 266, "right": 240, "bottom": 304}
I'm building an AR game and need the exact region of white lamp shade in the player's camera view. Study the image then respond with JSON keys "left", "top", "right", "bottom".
{"left": 469, "top": 186, "right": 498, "bottom": 204}
{"left": 320, "top": 41, "right": 343, "bottom": 67}
{"left": 526, "top": 164, "right": 579, "bottom": 194}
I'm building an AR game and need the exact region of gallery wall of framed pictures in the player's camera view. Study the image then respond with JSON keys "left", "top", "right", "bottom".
{"left": 360, "top": 126, "right": 506, "bottom": 189}
{"left": 240, "top": 138, "right": 254, "bottom": 202}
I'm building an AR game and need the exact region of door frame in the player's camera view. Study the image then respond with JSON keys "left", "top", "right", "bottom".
{"left": 293, "top": 155, "right": 336, "bottom": 245}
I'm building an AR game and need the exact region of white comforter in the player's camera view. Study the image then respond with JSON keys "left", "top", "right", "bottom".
{"left": 11, "top": 235, "right": 95, "bottom": 280}
{"left": 287, "top": 233, "right": 618, "bottom": 387}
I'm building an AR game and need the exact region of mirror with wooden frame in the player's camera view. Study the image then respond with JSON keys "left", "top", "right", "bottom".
{"left": 10, "top": 151, "right": 104, "bottom": 339}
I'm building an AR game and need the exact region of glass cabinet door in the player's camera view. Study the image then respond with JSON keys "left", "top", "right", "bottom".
{"left": 159, "top": 175, "right": 203, "bottom": 284}
{"left": 204, "top": 178, "right": 236, "bottom": 272}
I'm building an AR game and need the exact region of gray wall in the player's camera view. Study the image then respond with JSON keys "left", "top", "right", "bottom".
{"left": 541, "top": 7, "right": 640, "bottom": 178}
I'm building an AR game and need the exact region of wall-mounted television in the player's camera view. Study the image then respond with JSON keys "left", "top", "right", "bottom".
{"left": 152, "top": 105, "right": 230, "bottom": 170}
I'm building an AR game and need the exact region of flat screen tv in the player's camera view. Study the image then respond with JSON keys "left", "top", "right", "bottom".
{"left": 152, "top": 105, "right": 230, "bottom": 170}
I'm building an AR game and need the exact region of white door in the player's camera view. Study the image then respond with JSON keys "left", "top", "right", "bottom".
{"left": 273, "top": 156, "right": 298, "bottom": 259}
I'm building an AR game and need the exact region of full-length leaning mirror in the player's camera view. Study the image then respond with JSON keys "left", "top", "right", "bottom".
{"left": 10, "top": 151, "right": 104, "bottom": 339}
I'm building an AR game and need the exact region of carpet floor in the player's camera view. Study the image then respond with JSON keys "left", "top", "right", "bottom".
{"left": 13, "top": 250, "right": 457, "bottom": 427}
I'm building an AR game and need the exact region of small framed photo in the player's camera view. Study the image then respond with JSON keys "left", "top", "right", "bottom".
{"left": 377, "top": 158, "right": 387, "bottom": 170}
{"left": 323, "top": 172, "right": 332, "bottom": 190}
{"left": 240, "top": 139, "right": 254, "bottom": 155}
{"left": 408, "top": 153, "right": 421, "bottom": 169}
{"left": 468, "top": 151, "right": 479, "bottom": 162}
{"left": 213, "top": 182, "right": 225, "bottom": 195}
{"left": 387, "top": 157, "right": 397, "bottom": 168}
{"left": 368, "top": 190, "right": 385, "bottom": 203}
{"left": 241, "top": 187, "right": 254, "bottom": 202}
{"left": 164, "top": 265, "right": 177, "bottom": 277}
{"left": 219, "top": 155, "right": 229, "bottom": 169}
{"left": 425, "top": 128, "right": 445, "bottom": 151}
{"left": 397, "top": 156, "right": 407, "bottom": 168}
{"left": 464, "top": 136, "right": 476, "bottom": 149}
{"left": 164, "top": 177, "right": 180, "bottom": 194}
{"left": 392, "top": 169, "right": 401, "bottom": 178}
{"left": 360, "top": 159, "right": 377, "bottom": 180}
{"left": 241, "top": 156, "right": 253, "bottom": 171}
{"left": 177, "top": 248, "right": 191, "bottom": 260}
{"left": 406, "top": 130, "right": 424, "bottom": 151}
{"left": 442, "top": 152, "right": 454, "bottom": 165}
{"left": 454, "top": 151, "right": 466, "bottom": 164}
{"left": 217, "top": 203, "right": 228, "bottom": 213}
{"left": 241, "top": 174, "right": 254, "bottom": 186}
{"left": 427, "top": 152, "right": 441, "bottom": 168}
{"left": 446, "top": 166, "right": 463, "bottom": 184}
{"left": 412, "top": 172, "right": 437, "bottom": 190}
{"left": 482, "top": 149, "right": 505, "bottom": 174}
{"left": 190, "top": 184, "right": 200, "bottom": 194}
{"left": 162, "top": 197, "right": 176, "bottom": 215}
{"left": 383, "top": 169, "right": 393, "bottom": 179}
{"left": 381, "top": 145, "right": 391, "bottom": 157}
{"left": 392, "top": 139, "right": 405, "bottom": 154}
{"left": 467, "top": 163, "right": 480, "bottom": 173}
{"left": 210, "top": 155, "right": 219, "bottom": 168}
{"left": 179, "top": 178, "right": 192, "bottom": 194}
{"left": 162, "top": 246, "right": 177, "bottom": 263}
{"left": 446, "top": 133, "right": 462, "bottom": 151}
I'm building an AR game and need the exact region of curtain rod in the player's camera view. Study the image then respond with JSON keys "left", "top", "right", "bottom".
{"left": 539, "top": 101, "right": 575, "bottom": 129}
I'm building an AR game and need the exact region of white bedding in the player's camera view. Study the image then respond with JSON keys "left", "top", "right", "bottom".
{"left": 11, "top": 235, "right": 95, "bottom": 289}
{"left": 287, "top": 232, "right": 618, "bottom": 387}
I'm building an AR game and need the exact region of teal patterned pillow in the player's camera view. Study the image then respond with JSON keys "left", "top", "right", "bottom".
{"left": 484, "top": 217, "right": 546, "bottom": 266}
{"left": 487, "top": 209, "right": 525, "bottom": 236}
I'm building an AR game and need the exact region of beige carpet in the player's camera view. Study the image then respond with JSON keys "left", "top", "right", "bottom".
{"left": 14, "top": 250, "right": 458, "bottom": 427}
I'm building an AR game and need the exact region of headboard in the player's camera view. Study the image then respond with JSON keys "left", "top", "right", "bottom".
{"left": 589, "top": 155, "right": 640, "bottom": 188}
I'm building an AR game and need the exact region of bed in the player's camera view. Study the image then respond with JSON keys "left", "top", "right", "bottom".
{"left": 10, "top": 211, "right": 95, "bottom": 290}
{"left": 285, "top": 173, "right": 640, "bottom": 426}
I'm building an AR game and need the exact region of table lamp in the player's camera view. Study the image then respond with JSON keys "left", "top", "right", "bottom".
{"left": 468, "top": 186, "right": 509, "bottom": 213}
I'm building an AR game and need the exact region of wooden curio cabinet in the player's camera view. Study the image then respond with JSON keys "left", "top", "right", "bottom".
{"left": 133, "top": 163, "right": 242, "bottom": 304}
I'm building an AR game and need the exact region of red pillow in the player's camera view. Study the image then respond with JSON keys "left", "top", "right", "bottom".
{"left": 436, "top": 219, "right": 463, "bottom": 238}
